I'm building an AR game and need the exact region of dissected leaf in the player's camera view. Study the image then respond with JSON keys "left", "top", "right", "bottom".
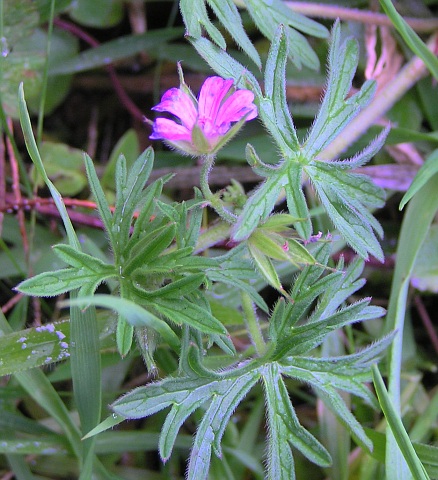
{"left": 263, "top": 363, "right": 331, "bottom": 480}
{"left": 112, "top": 360, "right": 261, "bottom": 479}
{"left": 244, "top": 0, "right": 328, "bottom": 69}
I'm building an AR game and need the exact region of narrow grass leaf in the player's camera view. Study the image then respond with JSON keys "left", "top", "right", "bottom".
{"left": 18, "top": 84, "right": 79, "bottom": 249}
{"left": 385, "top": 173, "right": 438, "bottom": 478}
{"left": 82, "top": 414, "right": 125, "bottom": 440}
{"left": 379, "top": 0, "right": 438, "bottom": 80}
{"left": 399, "top": 149, "right": 438, "bottom": 210}
{"left": 372, "top": 365, "right": 429, "bottom": 480}
{"left": 66, "top": 295, "right": 180, "bottom": 351}
{"left": 49, "top": 28, "right": 183, "bottom": 74}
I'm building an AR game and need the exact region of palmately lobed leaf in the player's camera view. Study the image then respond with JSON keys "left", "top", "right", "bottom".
{"left": 263, "top": 363, "right": 331, "bottom": 480}
{"left": 244, "top": 0, "right": 328, "bottom": 70}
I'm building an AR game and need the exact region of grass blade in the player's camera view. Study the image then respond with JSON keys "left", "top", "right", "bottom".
{"left": 372, "top": 365, "right": 429, "bottom": 480}
{"left": 384, "top": 173, "right": 438, "bottom": 478}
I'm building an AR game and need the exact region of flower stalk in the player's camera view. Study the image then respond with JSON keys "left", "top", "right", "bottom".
{"left": 200, "top": 154, "right": 238, "bottom": 224}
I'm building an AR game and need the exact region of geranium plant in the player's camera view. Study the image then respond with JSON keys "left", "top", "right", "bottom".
{"left": 1, "top": 1, "right": 437, "bottom": 479}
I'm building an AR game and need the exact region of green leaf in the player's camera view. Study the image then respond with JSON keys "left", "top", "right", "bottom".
{"left": 68, "top": 0, "right": 123, "bottom": 28}
{"left": 69, "top": 291, "right": 102, "bottom": 442}
{"left": 82, "top": 414, "right": 125, "bottom": 440}
{"left": 372, "top": 366, "right": 430, "bottom": 480}
{"left": 0, "top": 307, "right": 83, "bottom": 462}
{"left": 127, "top": 177, "right": 170, "bottom": 248}
{"left": 18, "top": 84, "right": 79, "bottom": 249}
{"left": 190, "top": 36, "right": 262, "bottom": 97}
{"left": 315, "top": 382, "right": 373, "bottom": 452}
{"left": 16, "top": 263, "right": 115, "bottom": 297}
{"left": 66, "top": 295, "right": 180, "bottom": 352}
{"left": 53, "top": 244, "right": 112, "bottom": 272}
{"left": 262, "top": 25, "right": 299, "bottom": 154}
{"left": 0, "top": 438, "right": 67, "bottom": 455}
{"left": 262, "top": 363, "right": 331, "bottom": 480}
{"left": 233, "top": 21, "right": 387, "bottom": 258}
{"left": 50, "top": 28, "right": 183, "bottom": 74}
{"left": 365, "top": 429, "right": 438, "bottom": 478}
{"left": 0, "top": 321, "right": 70, "bottom": 376}
{"left": 232, "top": 171, "right": 287, "bottom": 241}
{"left": 16, "top": 267, "right": 92, "bottom": 297}
{"left": 123, "top": 223, "right": 176, "bottom": 275}
{"left": 208, "top": 0, "right": 261, "bottom": 68}
{"left": 248, "top": 229, "right": 316, "bottom": 267}
{"left": 180, "top": 0, "right": 226, "bottom": 49}
{"left": 134, "top": 274, "right": 206, "bottom": 300}
{"left": 286, "top": 300, "right": 385, "bottom": 356}
{"left": 268, "top": 250, "right": 386, "bottom": 358}
{"left": 18, "top": 84, "right": 103, "bottom": 470}
{"left": 306, "top": 162, "right": 385, "bottom": 261}
{"left": 400, "top": 149, "right": 438, "bottom": 210}
{"left": 247, "top": 242, "right": 283, "bottom": 294}
{"left": 384, "top": 172, "right": 438, "bottom": 478}
{"left": 286, "top": 163, "right": 311, "bottom": 239}
{"left": 84, "top": 153, "right": 114, "bottom": 240}
{"left": 187, "top": 371, "right": 260, "bottom": 478}
{"left": 244, "top": 0, "right": 328, "bottom": 70}
{"left": 153, "top": 297, "right": 227, "bottom": 336}
{"left": 379, "top": 0, "right": 438, "bottom": 80}
{"left": 303, "top": 22, "right": 376, "bottom": 156}
{"left": 282, "top": 333, "right": 395, "bottom": 376}
{"left": 281, "top": 361, "right": 378, "bottom": 410}
{"left": 0, "top": 315, "right": 116, "bottom": 377}
{"left": 411, "top": 224, "right": 438, "bottom": 293}
{"left": 112, "top": 364, "right": 261, "bottom": 479}
{"left": 116, "top": 317, "right": 134, "bottom": 357}
{"left": 111, "top": 148, "right": 154, "bottom": 255}
{"left": 101, "top": 129, "right": 140, "bottom": 191}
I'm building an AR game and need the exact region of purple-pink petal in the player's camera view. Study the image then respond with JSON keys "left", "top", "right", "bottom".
{"left": 215, "top": 90, "right": 257, "bottom": 126}
{"left": 149, "top": 73, "right": 258, "bottom": 155}
{"left": 198, "top": 77, "right": 234, "bottom": 124}
{"left": 150, "top": 118, "right": 192, "bottom": 142}
{"left": 152, "top": 88, "right": 197, "bottom": 129}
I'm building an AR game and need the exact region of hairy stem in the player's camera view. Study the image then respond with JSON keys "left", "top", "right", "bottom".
{"left": 200, "top": 154, "right": 238, "bottom": 224}
{"left": 241, "top": 291, "right": 266, "bottom": 356}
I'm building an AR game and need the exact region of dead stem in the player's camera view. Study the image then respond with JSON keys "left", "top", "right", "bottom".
{"left": 319, "top": 33, "right": 438, "bottom": 161}
{"left": 285, "top": 2, "right": 438, "bottom": 33}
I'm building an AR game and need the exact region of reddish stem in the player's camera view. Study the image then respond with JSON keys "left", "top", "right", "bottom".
{"left": 414, "top": 295, "right": 438, "bottom": 355}
{"left": 54, "top": 18, "right": 150, "bottom": 124}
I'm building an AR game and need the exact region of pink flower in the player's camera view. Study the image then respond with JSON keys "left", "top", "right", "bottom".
{"left": 150, "top": 76, "right": 258, "bottom": 155}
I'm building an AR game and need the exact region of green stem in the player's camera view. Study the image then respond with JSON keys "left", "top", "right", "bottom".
{"left": 194, "top": 221, "right": 231, "bottom": 254}
{"left": 241, "top": 291, "right": 266, "bottom": 356}
{"left": 200, "top": 154, "right": 238, "bottom": 224}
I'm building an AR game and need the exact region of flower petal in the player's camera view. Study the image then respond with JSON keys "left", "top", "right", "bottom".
{"left": 215, "top": 90, "right": 257, "bottom": 127}
{"left": 198, "top": 77, "right": 234, "bottom": 123}
{"left": 152, "top": 88, "right": 197, "bottom": 129}
{"left": 150, "top": 118, "right": 192, "bottom": 142}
